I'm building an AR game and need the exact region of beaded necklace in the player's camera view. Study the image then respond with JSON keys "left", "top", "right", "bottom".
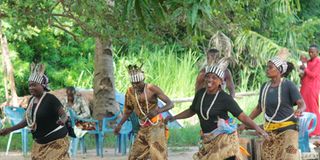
{"left": 26, "top": 92, "right": 47, "bottom": 131}
{"left": 261, "top": 78, "right": 294, "bottom": 129}
{"left": 134, "top": 84, "right": 159, "bottom": 126}
{"left": 200, "top": 90, "right": 220, "bottom": 120}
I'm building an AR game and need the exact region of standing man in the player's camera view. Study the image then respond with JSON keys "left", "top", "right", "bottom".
{"left": 195, "top": 49, "right": 235, "bottom": 97}
{"left": 114, "top": 64, "right": 174, "bottom": 160}
{"left": 300, "top": 44, "right": 320, "bottom": 136}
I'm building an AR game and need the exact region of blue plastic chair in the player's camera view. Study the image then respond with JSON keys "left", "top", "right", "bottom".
{"left": 68, "top": 108, "right": 101, "bottom": 157}
{"left": 99, "top": 91, "right": 133, "bottom": 157}
{"left": 299, "top": 112, "right": 317, "bottom": 152}
{"left": 116, "top": 91, "right": 137, "bottom": 154}
{"left": 3, "top": 106, "right": 29, "bottom": 156}
{"left": 99, "top": 111, "right": 121, "bottom": 157}
{"left": 114, "top": 118, "right": 133, "bottom": 155}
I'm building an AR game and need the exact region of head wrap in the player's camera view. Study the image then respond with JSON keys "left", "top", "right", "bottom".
{"left": 269, "top": 57, "right": 288, "bottom": 74}
{"left": 28, "top": 63, "right": 50, "bottom": 91}
{"left": 205, "top": 57, "right": 230, "bottom": 79}
{"left": 269, "top": 48, "right": 290, "bottom": 75}
{"left": 127, "top": 64, "right": 145, "bottom": 83}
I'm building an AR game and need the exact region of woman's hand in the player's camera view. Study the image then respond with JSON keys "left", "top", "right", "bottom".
{"left": 294, "top": 108, "right": 303, "bottom": 117}
{"left": 238, "top": 124, "right": 246, "bottom": 132}
{"left": 56, "top": 119, "right": 66, "bottom": 126}
{"left": 164, "top": 115, "right": 175, "bottom": 124}
{"left": 256, "top": 128, "right": 270, "bottom": 141}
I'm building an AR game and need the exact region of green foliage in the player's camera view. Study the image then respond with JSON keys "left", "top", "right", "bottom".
{"left": 236, "top": 95, "right": 264, "bottom": 124}
{"left": 114, "top": 46, "right": 201, "bottom": 99}
{"left": 0, "top": 0, "right": 318, "bottom": 114}
{"left": 168, "top": 124, "right": 201, "bottom": 147}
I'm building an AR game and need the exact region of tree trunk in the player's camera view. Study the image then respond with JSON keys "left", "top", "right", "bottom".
{"left": 0, "top": 20, "right": 18, "bottom": 106}
{"left": 93, "top": 37, "right": 119, "bottom": 120}
{"left": 2, "top": 58, "right": 9, "bottom": 100}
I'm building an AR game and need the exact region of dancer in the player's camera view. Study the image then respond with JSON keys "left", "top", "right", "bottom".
{"left": 114, "top": 64, "right": 174, "bottom": 160}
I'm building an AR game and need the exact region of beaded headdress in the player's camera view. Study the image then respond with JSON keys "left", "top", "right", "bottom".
{"left": 28, "top": 63, "right": 50, "bottom": 91}
{"left": 269, "top": 48, "right": 290, "bottom": 74}
{"left": 127, "top": 64, "right": 144, "bottom": 83}
{"left": 205, "top": 57, "right": 230, "bottom": 79}
{"left": 28, "top": 63, "right": 45, "bottom": 83}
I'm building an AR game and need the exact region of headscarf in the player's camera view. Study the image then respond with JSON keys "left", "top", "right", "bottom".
{"left": 269, "top": 48, "right": 290, "bottom": 75}
{"left": 269, "top": 56, "right": 288, "bottom": 74}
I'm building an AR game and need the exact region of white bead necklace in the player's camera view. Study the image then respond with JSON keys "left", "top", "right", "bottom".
{"left": 134, "top": 84, "right": 159, "bottom": 126}
{"left": 134, "top": 85, "right": 149, "bottom": 117}
{"left": 26, "top": 92, "right": 47, "bottom": 130}
{"left": 261, "top": 79, "right": 294, "bottom": 129}
{"left": 200, "top": 90, "right": 220, "bottom": 120}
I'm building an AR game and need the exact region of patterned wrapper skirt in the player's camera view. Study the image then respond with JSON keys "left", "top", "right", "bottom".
{"left": 129, "top": 121, "right": 167, "bottom": 160}
{"left": 31, "top": 137, "right": 70, "bottom": 160}
{"left": 193, "top": 132, "right": 243, "bottom": 160}
{"left": 261, "top": 129, "right": 299, "bottom": 160}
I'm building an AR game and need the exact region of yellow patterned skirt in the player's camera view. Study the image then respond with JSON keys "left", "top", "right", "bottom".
{"left": 261, "top": 129, "right": 299, "bottom": 160}
{"left": 193, "top": 132, "right": 243, "bottom": 160}
{"left": 129, "top": 121, "right": 168, "bottom": 160}
{"left": 31, "top": 137, "right": 70, "bottom": 160}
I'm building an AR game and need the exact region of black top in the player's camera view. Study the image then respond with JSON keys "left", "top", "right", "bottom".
{"left": 29, "top": 93, "right": 67, "bottom": 144}
{"left": 190, "top": 88, "right": 243, "bottom": 133}
{"left": 258, "top": 79, "right": 301, "bottom": 122}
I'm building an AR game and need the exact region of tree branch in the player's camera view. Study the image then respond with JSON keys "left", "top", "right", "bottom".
{"left": 51, "top": 13, "right": 101, "bottom": 37}
{"left": 52, "top": 16, "right": 73, "bottom": 28}
{"left": 51, "top": 24, "right": 79, "bottom": 42}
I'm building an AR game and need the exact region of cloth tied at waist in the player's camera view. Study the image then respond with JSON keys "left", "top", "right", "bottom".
{"left": 264, "top": 121, "right": 296, "bottom": 132}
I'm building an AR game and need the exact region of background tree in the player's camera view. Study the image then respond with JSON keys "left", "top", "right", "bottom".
{"left": 0, "top": 0, "right": 319, "bottom": 117}
{"left": 0, "top": 20, "right": 18, "bottom": 106}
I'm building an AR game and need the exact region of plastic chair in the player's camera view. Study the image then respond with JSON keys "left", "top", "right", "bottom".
{"left": 3, "top": 106, "right": 29, "bottom": 156}
{"left": 114, "top": 118, "right": 132, "bottom": 155}
{"left": 116, "top": 91, "right": 136, "bottom": 153}
{"left": 99, "top": 111, "right": 121, "bottom": 157}
{"left": 299, "top": 112, "right": 317, "bottom": 152}
{"left": 68, "top": 108, "right": 101, "bottom": 157}
{"left": 99, "top": 90, "right": 133, "bottom": 157}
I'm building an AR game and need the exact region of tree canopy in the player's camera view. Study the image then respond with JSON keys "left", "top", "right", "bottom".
{"left": 0, "top": 0, "right": 319, "bottom": 102}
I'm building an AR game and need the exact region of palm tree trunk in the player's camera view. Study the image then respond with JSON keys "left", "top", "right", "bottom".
{"left": 93, "top": 37, "right": 119, "bottom": 120}
{"left": 0, "top": 20, "right": 18, "bottom": 106}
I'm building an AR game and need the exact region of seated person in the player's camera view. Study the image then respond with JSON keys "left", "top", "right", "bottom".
{"left": 62, "top": 86, "right": 94, "bottom": 137}
{"left": 63, "top": 86, "right": 91, "bottom": 119}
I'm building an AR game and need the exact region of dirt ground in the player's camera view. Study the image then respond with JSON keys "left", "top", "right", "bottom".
{"left": 0, "top": 147, "right": 197, "bottom": 160}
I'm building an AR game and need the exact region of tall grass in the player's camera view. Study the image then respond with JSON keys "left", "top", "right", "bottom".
{"left": 114, "top": 46, "right": 201, "bottom": 114}
{"left": 236, "top": 95, "right": 264, "bottom": 124}
{"left": 114, "top": 46, "right": 200, "bottom": 98}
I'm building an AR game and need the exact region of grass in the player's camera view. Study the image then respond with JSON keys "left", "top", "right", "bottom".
{"left": 114, "top": 46, "right": 200, "bottom": 100}
{"left": 236, "top": 95, "right": 264, "bottom": 124}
